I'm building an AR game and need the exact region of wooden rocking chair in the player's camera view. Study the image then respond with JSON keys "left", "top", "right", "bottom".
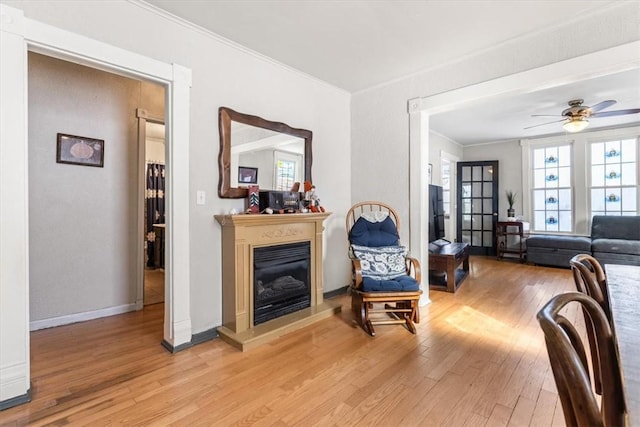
{"left": 346, "top": 201, "right": 422, "bottom": 336}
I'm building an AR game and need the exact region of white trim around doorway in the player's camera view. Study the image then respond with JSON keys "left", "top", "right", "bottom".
{"left": 0, "top": 4, "right": 192, "bottom": 405}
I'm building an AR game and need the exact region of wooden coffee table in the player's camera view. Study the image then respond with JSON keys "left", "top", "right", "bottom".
{"left": 428, "top": 242, "right": 470, "bottom": 293}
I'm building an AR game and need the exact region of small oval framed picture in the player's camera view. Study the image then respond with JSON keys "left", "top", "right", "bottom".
{"left": 56, "top": 133, "right": 104, "bottom": 167}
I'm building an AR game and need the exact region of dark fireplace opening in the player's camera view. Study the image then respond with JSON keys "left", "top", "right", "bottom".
{"left": 254, "top": 241, "right": 311, "bottom": 326}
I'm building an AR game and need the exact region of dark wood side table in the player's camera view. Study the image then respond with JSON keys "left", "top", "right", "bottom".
{"left": 496, "top": 221, "right": 528, "bottom": 262}
{"left": 428, "top": 242, "right": 470, "bottom": 293}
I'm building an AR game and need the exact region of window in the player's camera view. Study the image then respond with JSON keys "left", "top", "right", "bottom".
{"left": 590, "top": 138, "right": 637, "bottom": 216}
{"left": 441, "top": 158, "right": 451, "bottom": 216}
{"left": 532, "top": 145, "right": 572, "bottom": 232}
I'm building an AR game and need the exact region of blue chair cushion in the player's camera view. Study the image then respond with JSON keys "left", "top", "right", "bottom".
{"left": 349, "top": 216, "right": 399, "bottom": 247}
{"left": 361, "top": 275, "right": 420, "bottom": 292}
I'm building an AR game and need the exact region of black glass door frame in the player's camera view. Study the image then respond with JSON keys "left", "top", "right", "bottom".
{"left": 456, "top": 161, "right": 499, "bottom": 256}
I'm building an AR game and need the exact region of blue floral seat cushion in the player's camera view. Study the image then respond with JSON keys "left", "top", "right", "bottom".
{"left": 351, "top": 244, "right": 407, "bottom": 280}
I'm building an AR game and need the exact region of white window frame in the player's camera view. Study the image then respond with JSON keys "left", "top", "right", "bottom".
{"left": 522, "top": 126, "right": 640, "bottom": 236}
{"left": 529, "top": 141, "right": 574, "bottom": 233}
{"left": 587, "top": 133, "right": 640, "bottom": 219}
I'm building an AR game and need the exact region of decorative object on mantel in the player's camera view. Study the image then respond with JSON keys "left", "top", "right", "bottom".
{"left": 304, "top": 181, "right": 325, "bottom": 213}
{"left": 248, "top": 185, "right": 260, "bottom": 214}
{"left": 506, "top": 190, "right": 517, "bottom": 219}
{"left": 56, "top": 133, "right": 104, "bottom": 167}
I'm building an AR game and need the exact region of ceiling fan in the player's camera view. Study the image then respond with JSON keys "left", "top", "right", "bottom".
{"left": 525, "top": 99, "right": 640, "bottom": 133}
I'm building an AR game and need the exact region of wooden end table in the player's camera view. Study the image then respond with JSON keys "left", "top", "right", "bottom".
{"left": 428, "top": 242, "right": 470, "bottom": 293}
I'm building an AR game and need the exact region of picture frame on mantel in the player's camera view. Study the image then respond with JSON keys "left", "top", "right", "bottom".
{"left": 56, "top": 133, "right": 104, "bottom": 167}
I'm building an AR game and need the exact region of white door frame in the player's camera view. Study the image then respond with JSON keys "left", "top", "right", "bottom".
{"left": 137, "top": 110, "right": 166, "bottom": 309}
{"left": 0, "top": 4, "right": 192, "bottom": 405}
{"left": 440, "top": 150, "right": 460, "bottom": 242}
{"left": 408, "top": 41, "right": 640, "bottom": 307}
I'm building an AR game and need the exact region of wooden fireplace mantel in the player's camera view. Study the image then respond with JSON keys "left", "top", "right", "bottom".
{"left": 214, "top": 212, "right": 341, "bottom": 351}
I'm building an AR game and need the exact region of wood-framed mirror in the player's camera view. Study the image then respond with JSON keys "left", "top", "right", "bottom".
{"left": 218, "top": 107, "right": 313, "bottom": 198}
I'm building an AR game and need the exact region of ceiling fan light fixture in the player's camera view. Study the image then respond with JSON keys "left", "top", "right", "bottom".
{"left": 563, "top": 117, "right": 589, "bottom": 133}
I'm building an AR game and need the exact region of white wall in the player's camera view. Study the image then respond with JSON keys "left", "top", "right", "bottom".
{"left": 146, "top": 123, "right": 166, "bottom": 164}
{"left": 351, "top": 2, "right": 640, "bottom": 245}
{"left": 429, "top": 131, "right": 463, "bottom": 185}
{"left": 1, "top": 0, "right": 351, "bottom": 339}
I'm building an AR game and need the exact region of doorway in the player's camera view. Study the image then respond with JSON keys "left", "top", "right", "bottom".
{"left": 143, "top": 120, "right": 166, "bottom": 306}
{"left": 441, "top": 152, "right": 459, "bottom": 242}
{"left": 1, "top": 6, "right": 193, "bottom": 404}
{"left": 457, "top": 160, "right": 499, "bottom": 256}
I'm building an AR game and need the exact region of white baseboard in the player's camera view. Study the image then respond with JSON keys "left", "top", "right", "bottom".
{"left": 29, "top": 303, "right": 138, "bottom": 331}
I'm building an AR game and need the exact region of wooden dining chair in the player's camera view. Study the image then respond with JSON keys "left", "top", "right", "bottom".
{"left": 346, "top": 201, "right": 422, "bottom": 336}
{"left": 570, "top": 253, "right": 607, "bottom": 291}
{"left": 570, "top": 253, "right": 611, "bottom": 395}
{"left": 537, "top": 292, "right": 625, "bottom": 427}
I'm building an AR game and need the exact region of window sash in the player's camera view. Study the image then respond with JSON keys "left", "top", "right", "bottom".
{"left": 590, "top": 138, "right": 638, "bottom": 216}
{"left": 532, "top": 145, "right": 573, "bottom": 232}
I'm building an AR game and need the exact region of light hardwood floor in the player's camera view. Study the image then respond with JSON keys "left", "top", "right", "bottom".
{"left": 144, "top": 269, "right": 164, "bottom": 306}
{"left": 0, "top": 256, "right": 581, "bottom": 426}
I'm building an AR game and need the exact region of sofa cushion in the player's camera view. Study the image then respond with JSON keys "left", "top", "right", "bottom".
{"left": 527, "top": 247, "right": 588, "bottom": 268}
{"left": 592, "top": 238, "right": 640, "bottom": 256}
{"left": 591, "top": 215, "right": 640, "bottom": 241}
{"left": 526, "top": 235, "right": 591, "bottom": 251}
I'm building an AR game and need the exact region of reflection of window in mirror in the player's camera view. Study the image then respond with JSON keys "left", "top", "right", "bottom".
{"left": 274, "top": 150, "right": 302, "bottom": 191}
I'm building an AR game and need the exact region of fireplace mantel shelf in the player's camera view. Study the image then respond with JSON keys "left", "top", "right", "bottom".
{"left": 214, "top": 211, "right": 340, "bottom": 351}
{"left": 215, "top": 211, "right": 331, "bottom": 226}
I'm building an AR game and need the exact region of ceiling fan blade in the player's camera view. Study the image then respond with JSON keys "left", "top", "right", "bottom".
{"left": 587, "top": 100, "right": 616, "bottom": 113}
{"left": 524, "top": 118, "right": 566, "bottom": 130}
{"left": 590, "top": 108, "right": 640, "bottom": 118}
{"left": 531, "top": 114, "right": 564, "bottom": 117}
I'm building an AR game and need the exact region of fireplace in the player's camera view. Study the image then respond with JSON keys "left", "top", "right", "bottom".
{"left": 253, "top": 242, "right": 311, "bottom": 325}
{"left": 214, "top": 212, "right": 341, "bottom": 351}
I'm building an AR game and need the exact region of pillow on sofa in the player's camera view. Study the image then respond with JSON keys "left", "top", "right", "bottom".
{"left": 351, "top": 244, "right": 407, "bottom": 280}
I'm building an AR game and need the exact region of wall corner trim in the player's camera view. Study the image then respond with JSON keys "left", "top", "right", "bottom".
{"left": 408, "top": 98, "right": 422, "bottom": 114}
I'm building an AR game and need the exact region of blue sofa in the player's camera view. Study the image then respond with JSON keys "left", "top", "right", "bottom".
{"left": 527, "top": 215, "right": 640, "bottom": 268}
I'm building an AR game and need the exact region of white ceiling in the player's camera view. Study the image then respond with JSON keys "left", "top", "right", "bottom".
{"left": 144, "top": 0, "right": 640, "bottom": 144}
{"left": 430, "top": 69, "right": 640, "bottom": 145}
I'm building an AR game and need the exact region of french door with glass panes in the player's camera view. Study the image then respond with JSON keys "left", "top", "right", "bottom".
{"left": 457, "top": 161, "right": 499, "bottom": 256}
